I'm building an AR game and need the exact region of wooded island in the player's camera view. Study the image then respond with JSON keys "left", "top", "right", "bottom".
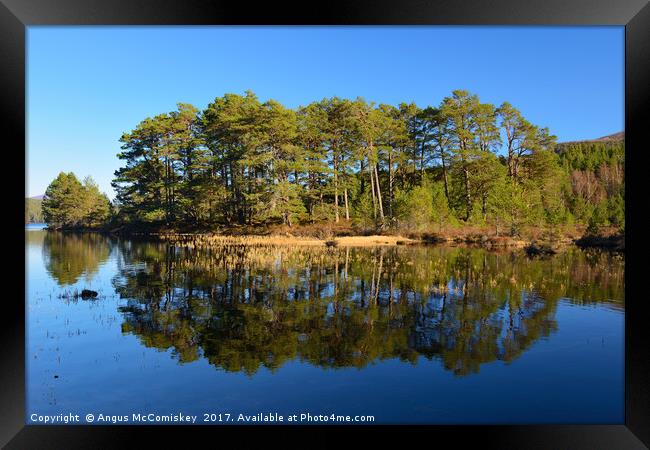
{"left": 36, "top": 89, "right": 624, "bottom": 247}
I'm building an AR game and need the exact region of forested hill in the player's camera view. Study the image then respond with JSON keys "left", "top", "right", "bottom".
{"left": 557, "top": 131, "right": 624, "bottom": 146}
{"left": 555, "top": 131, "right": 624, "bottom": 169}
{"left": 25, "top": 196, "right": 44, "bottom": 223}
{"left": 555, "top": 132, "right": 624, "bottom": 231}
{"left": 593, "top": 131, "right": 624, "bottom": 142}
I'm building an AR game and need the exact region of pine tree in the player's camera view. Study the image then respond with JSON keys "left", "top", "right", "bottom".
{"left": 43, "top": 172, "right": 86, "bottom": 228}
{"left": 42, "top": 172, "right": 111, "bottom": 229}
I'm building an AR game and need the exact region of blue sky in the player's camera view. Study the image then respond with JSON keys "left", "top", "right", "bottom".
{"left": 27, "top": 26, "right": 624, "bottom": 199}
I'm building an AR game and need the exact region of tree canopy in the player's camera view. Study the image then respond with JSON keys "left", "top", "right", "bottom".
{"left": 37, "top": 89, "right": 624, "bottom": 236}
{"left": 42, "top": 172, "right": 111, "bottom": 229}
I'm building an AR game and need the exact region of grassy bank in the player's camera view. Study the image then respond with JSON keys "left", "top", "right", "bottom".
{"left": 111, "top": 222, "right": 623, "bottom": 252}
{"left": 128, "top": 233, "right": 421, "bottom": 247}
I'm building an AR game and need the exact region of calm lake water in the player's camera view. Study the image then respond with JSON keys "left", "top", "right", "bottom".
{"left": 26, "top": 229, "right": 625, "bottom": 424}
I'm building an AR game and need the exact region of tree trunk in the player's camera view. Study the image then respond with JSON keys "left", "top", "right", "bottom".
{"left": 505, "top": 128, "right": 515, "bottom": 178}
{"left": 420, "top": 143, "right": 425, "bottom": 181}
{"left": 441, "top": 151, "right": 450, "bottom": 202}
{"left": 374, "top": 252, "right": 383, "bottom": 304}
{"left": 507, "top": 145, "right": 514, "bottom": 178}
{"left": 344, "top": 188, "right": 350, "bottom": 220}
{"left": 388, "top": 152, "right": 394, "bottom": 218}
{"left": 334, "top": 157, "right": 340, "bottom": 223}
{"left": 375, "top": 163, "right": 385, "bottom": 224}
{"left": 463, "top": 164, "right": 472, "bottom": 221}
{"left": 334, "top": 256, "right": 339, "bottom": 297}
{"left": 165, "top": 155, "right": 171, "bottom": 225}
{"left": 513, "top": 157, "right": 520, "bottom": 182}
{"left": 369, "top": 163, "right": 377, "bottom": 220}
{"left": 482, "top": 193, "right": 487, "bottom": 220}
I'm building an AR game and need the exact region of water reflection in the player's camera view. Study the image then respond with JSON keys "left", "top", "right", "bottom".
{"left": 104, "top": 242, "right": 623, "bottom": 376}
{"left": 42, "top": 232, "right": 113, "bottom": 285}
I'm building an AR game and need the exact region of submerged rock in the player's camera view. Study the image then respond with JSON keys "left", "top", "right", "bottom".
{"left": 80, "top": 289, "right": 98, "bottom": 299}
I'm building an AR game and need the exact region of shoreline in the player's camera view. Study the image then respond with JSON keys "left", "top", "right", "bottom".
{"left": 127, "top": 233, "right": 428, "bottom": 247}
{"left": 34, "top": 226, "right": 624, "bottom": 252}
{"left": 117, "top": 231, "right": 623, "bottom": 252}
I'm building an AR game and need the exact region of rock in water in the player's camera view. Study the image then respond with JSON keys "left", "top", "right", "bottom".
{"left": 80, "top": 289, "right": 98, "bottom": 299}
{"left": 524, "top": 243, "right": 556, "bottom": 257}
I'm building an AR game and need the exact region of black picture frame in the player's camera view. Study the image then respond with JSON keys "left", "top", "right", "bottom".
{"left": 5, "top": 1, "right": 648, "bottom": 448}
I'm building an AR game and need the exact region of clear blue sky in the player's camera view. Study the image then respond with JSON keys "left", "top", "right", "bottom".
{"left": 27, "top": 26, "right": 624, "bottom": 199}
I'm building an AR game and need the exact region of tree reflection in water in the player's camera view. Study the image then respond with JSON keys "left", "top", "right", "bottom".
{"left": 42, "top": 231, "right": 113, "bottom": 286}
{"left": 109, "top": 242, "right": 623, "bottom": 376}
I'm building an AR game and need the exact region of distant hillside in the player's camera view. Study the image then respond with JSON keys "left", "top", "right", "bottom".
{"left": 593, "top": 131, "right": 624, "bottom": 142}
{"left": 25, "top": 197, "right": 44, "bottom": 223}
{"left": 554, "top": 132, "right": 624, "bottom": 230}
{"left": 555, "top": 132, "right": 624, "bottom": 170}
{"left": 559, "top": 131, "right": 624, "bottom": 145}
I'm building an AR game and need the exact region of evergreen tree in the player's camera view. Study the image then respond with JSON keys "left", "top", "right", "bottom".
{"left": 440, "top": 90, "right": 489, "bottom": 221}
{"left": 42, "top": 172, "right": 111, "bottom": 229}
{"left": 100, "top": 89, "right": 623, "bottom": 237}
{"left": 43, "top": 172, "right": 86, "bottom": 228}
{"left": 296, "top": 102, "right": 330, "bottom": 222}
{"left": 80, "top": 176, "right": 111, "bottom": 227}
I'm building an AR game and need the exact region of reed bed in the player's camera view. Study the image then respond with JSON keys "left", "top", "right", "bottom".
{"left": 143, "top": 233, "right": 420, "bottom": 248}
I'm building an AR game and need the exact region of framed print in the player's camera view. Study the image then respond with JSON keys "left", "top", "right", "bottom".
{"left": 4, "top": 0, "right": 649, "bottom": 448}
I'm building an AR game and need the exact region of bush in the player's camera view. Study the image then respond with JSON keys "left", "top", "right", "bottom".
{"left": 394, "top": 178, "right": 451, "bottom": 232}
{"left": 587, "top": 201, "right": 610, "bottom": 234}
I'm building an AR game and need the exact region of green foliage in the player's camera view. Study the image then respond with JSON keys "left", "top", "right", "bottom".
{"left": 81, "top": 177, "right": 112, "bottom": 227}
{"left": 557, "top": 140, "right": 624, "bottom": 231}
{"left": 394, "top": 184, "right": 434, "bottom": 231}
{"left": 42, "top": 232, "right": 112, "bottom": 285}
{"left": 430, "top": 181, "right": 453, "bottom": 231}
{"left": 352, "top": 185, "right": 376, "bottom": 230}
{"left": 556, "top": 140, "right": 624, "bottom": 171}
{"left": 607, "top": 193, "right": 625, "bottom": 229}
{"left": 25, "top": 197, "right": 43, "bottom": 223}
{"left": 310, "top": 202, "right": 337, "bottom": 223}
{"left": 38, "top": 89, "right": 621, "bottom": 235}
{"left": 394, "top": 178, "right": 451, "bottom": 232}
{"left": 488, "top": 177, "right": 530, "bottom": 236}
{"left": 42, "top": 172, "right": 111, "bottom": 229}
{"left": 587, "top": 201, "right": 610, "bottom": 234}
{"left": 259, "top": 181, "right": 308, "bottom": 226}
